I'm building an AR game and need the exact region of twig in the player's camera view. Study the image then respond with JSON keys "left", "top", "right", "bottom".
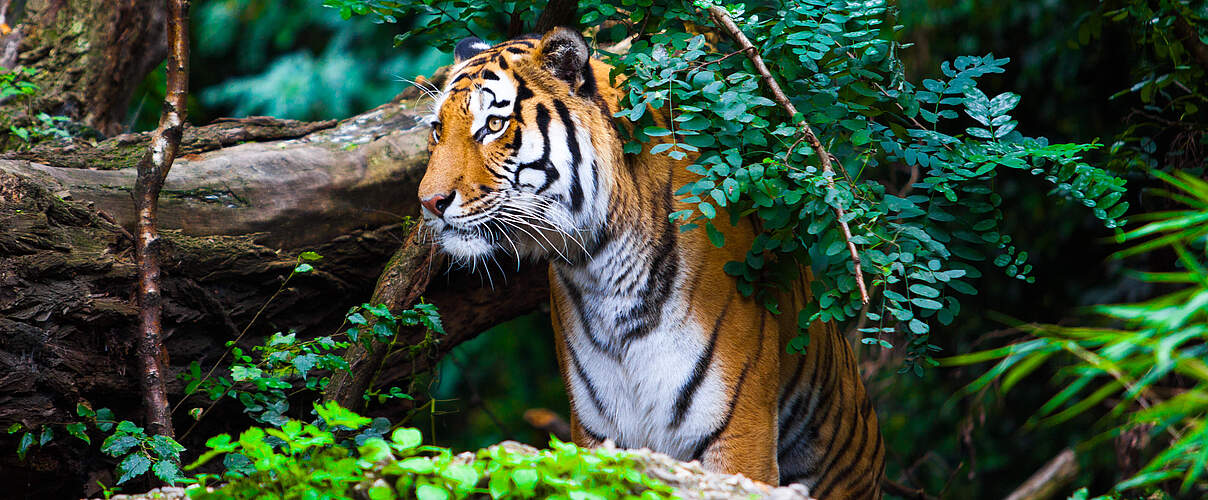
{"left": 708, "top": 6, "right": 869, "bottom": 304}
{"left": 131, "top": 0, "right": 190, "bottom": 439}
{"left": 1002, "top": 448, "right": 1078, "bottom": 500}
{"left": 881, "top": 477, "right": 938, "bottom": 500}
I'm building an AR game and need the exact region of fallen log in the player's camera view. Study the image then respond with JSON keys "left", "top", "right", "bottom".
{"left": 0, "top": 90, "right": 548, "bottom": 498}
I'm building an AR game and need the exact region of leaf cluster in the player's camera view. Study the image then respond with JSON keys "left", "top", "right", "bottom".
{"left": 593, "top": 0, "right": 1127, "bottom": 373}
{"left": 187, "top": 403, "right": 674, "bottom": 500}
{"left": 0, "top": 68, "right": 74, "bottom": 150}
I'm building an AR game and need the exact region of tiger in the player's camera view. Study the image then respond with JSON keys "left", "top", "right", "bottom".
{"left": 416, "top": 28, "right": 886, "bottom": 499}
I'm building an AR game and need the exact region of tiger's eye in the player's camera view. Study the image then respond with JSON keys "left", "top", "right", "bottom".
{"left": 487, "top": 116, "right": 506, "bottom": 133}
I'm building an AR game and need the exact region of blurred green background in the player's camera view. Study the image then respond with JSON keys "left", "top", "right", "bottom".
{"left": 135, "top": 1, "right": 1201, "bottom": 497}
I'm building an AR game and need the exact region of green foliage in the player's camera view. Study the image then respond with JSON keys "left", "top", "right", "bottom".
{"left": 320, "top": 0, "right": 546, "bottom": 48}
{"left": 8, "top": 250, "right": 452, "bottom": 491}
{"left": 186, "top": 404, "right": 674, "bottom": 500}
{"left": 169, "top": 0, "right": 447, "bottom": 125}
{"left": 1076, "top": 0, "right": 1208, "bottom": 173}
{"left": 0, "top": 68, "right": 73, "bottom": 150}
{"left": 945, "top": 170, "right": 1208, "bottom": 494}
{"left": 10, "top": 403, "right": 185, "bottom": 485}
{"left": 336, "top": 0, "right": 1127, "bottom": 374}
{"left": 608, "top": 0, "right": 1124, "bottom": 374}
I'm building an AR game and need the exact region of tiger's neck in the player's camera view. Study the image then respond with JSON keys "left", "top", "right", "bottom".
{"left": 552, "top": 146, "right": 683, "bottom": 355}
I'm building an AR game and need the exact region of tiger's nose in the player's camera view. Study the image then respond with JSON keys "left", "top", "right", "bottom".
{"left": 420, "top": 192, "right": 454, "bottom": 217}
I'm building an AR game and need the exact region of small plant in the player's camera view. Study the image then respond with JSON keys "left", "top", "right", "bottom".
{"left": 0, "top": 68, "right": 73, "bottom": 149}
{"left": 9, "top": 403, "right": 185, "bottom": 485}
{"left": 185, "top": 402, "right": 675, "bottom": 500}
{"left": 8, "top": 250, "right": 449, "bottom": 490}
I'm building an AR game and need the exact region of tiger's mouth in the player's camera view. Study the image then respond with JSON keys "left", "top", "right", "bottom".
{"left": 424, "top": 194, "right": 588, "bottom": 266}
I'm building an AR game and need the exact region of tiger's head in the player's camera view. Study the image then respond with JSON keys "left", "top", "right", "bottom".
{"left": 417, "top": 29, "right": 623, "bottom": 266}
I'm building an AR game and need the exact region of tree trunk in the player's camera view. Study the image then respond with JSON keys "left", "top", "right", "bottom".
{"left": 0, "top": 0, "right": 167, "bottom": 137}
{"left": 0, "top": 94, "right": 548, "bottom": 498}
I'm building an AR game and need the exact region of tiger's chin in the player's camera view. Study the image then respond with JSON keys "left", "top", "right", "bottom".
{"left": 428, "top": 222, "right": 584, "bottom": 268}
{"left": 431, "top": 228, "right": 498, "bottom": 263}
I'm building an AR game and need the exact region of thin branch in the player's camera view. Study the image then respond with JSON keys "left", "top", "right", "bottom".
{"left": 881, "top": 477, "right": 938, "bottom": 500}
{"left": 1002, "top": 448, "right": 1079, "bottom": 500}
{"left": 708, "top": 6, "right": 869, "bottom": 305}
{"left": 131, "top": 0, "right": 189, "bottom": 439}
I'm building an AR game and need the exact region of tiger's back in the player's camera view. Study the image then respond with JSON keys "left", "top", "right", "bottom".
{"left": 417, "top": 28, "right": 885, "bottom": 499}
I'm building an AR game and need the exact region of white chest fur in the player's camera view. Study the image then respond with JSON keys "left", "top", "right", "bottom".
{"left": 552, "top": 232, "right": 730, "bottom": 460}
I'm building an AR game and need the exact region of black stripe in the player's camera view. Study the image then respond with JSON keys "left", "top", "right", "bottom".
{"left": 514, "top": 104, "right": 559, "bottom": 193}
{"left": 688, "top": 311, "right": 767, "bottom": 461}
{"left": 813, "top": 400, "right": 870, "bottom": 498}
{"left": 506, "top": 47, "right": 528, "bottom": 54}
{"left": 552, "top": 99, "right": 585, "bottom": 213}
{"left": 497, "top": 56, "right": 509, "bottom": 70}
{"left": 778, "top": 392, "right": 807, "bottom": 446}
{"left": 481, "top": 69, "right": 499, "bottom": 80}
{"left": 670, "top": 293, "right": 735, "bottom": 428}
{"left": 584, "top": 226, "right": 612, "bottom": 258}
{"left": 618, "top": 174, "right": 679, "bottom": 343}
{"left": 779, "top": 334, "right": 832, "bottom": 462}
{"left": 777, "top": 350, "right": 806, "bottom": 403}
{"left": 808, "top": 381, "right": 857, "bottom": 499}
{"left": 579, "top": 422, "right": 608, "bottom": 443}
{"left": 559, "top": 270, "right": 617, "bottom": 357}
{"left": 514, "top": 74, "right": 534, "bottom": 105}
{"left": 564, "top": 332, "right": 612, "bottom": 427}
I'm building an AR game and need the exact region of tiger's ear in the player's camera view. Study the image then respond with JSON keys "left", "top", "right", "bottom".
{"left": 537, "top": 27, "right": 590, "bottom": 89}
{"left": 454, "top": 37, "right": 491, "bottom": 64}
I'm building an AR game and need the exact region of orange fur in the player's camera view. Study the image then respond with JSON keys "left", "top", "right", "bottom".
{"left": 418, "top": 29, "right": 885, "bottom": 499}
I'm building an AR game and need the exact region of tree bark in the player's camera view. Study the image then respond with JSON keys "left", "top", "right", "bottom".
{"left": 324, "top": 226, "right": 549, "bottom": 410}
{"left": 0, "top": 93, "right": 548, "bottom": 498}
{"left": 130, "top": 0, "right": 189, "bottom": 440}
{"left": 0, "top": 0, "right": 167, "bottom": 137}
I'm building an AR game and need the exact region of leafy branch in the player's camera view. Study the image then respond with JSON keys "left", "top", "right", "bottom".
{"left": 707, "top": 4, "right": 870, "bottom": 305}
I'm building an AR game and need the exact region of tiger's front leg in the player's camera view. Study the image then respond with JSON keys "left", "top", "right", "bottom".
{"left": 695, "top": 393, "right": 780, "bottom": 485}
{"left": 694, "top": 317, "right": 783, "bottom": 486}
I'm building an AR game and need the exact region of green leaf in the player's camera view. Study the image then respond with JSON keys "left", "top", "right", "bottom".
{"left": 911, "top": 298, "right": 944, "bottom": 310}
{"left": 101, "top": 435, "right": 140, "bottom": 456}
{"left": 292, "top": 353, "right": 319, "bottom": 379}
{"left": 988, "top": 92, "right": 1020, "bottom": 116}
{"left": 96, "top": 408, "right": 115, "bottom": 432}
{"left": 298, "top": 251, "right": 323, "bottom": 261}
{"left": 643, "top": 126, "right": 672, "bottom": 137}
{"left": 65, "top": 423, "right": 89, "bottom": 444}
{"left": 116, "top": 452, "right": 152, "bottom": 484}
{"left": 152, "top": 460, "right": 182, "bottom": 484}
{"left": 908, "top": 284, "right": 940, "bottom": 298}
{"left": 17, "top": 432, "right": 34, "bottom": 460}
{"left": 149, "top": 434, "right": 184, "bottom": 459}
{"left": 416, "top": 484, "right": 449, "bottom": 500}
{"left": 706, "top": 222, "right": 725, "bottom": 248}
{"left": 391, "top": 427, "right": 423, "bottom": 450}
{"left": 294, "top": 263, "right": 314, "bottom": 273}
{"left": 512, "top": 468, "right": 539, "bottom": 496}
{"left": 231, "top": 365, "right": 262, "bottom": 382}
{"left": 440, "top": 464, "right": 479, "bottom": 494}
{"left": 38, "top": 426, "right": 52, "bottom": 446}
